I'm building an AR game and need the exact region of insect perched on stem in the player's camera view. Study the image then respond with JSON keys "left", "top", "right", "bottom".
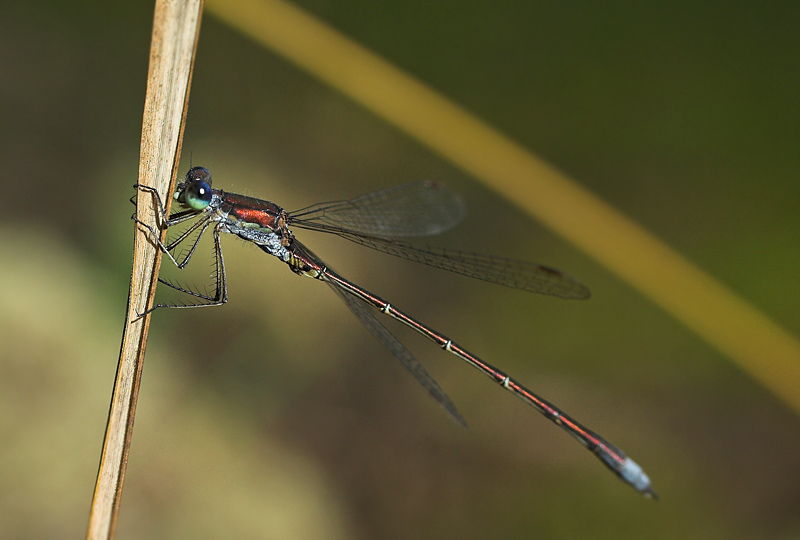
{"left": 135, "top": 166, "right": 657, "bottom": 498}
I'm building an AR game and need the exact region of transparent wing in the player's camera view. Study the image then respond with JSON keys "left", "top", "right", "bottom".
{"left": 325, "top": 233, "right": 591, "bottom": 300}
{"left": 292, "top": 240, "right": 467, "bottom": 426}
{"left": 290, "top": 182, "right": 588, "bottom": 299}
{"left": 328, "top": 280, "right": 467, "bottom": 427}
{"left": 289, "top": 181, "right": 466, "bottom": 238}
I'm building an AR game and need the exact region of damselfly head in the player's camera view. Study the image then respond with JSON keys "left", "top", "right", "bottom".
{"left": 174, "top": 166, "right": 213, "bottom": 210}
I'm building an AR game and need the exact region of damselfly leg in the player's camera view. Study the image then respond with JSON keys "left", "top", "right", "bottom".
{"left": 133, "top": 183, "right": 227, "bottom": 312}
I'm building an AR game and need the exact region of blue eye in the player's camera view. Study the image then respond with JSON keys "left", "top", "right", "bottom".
{"left": 185, "top": 180, "right": 212, "bottom": 210}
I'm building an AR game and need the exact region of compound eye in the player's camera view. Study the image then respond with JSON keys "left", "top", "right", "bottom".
{"left": 185, "top": 180, "right": 212, "bottom": 210}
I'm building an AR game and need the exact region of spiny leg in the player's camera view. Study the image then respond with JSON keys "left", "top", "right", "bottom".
{"left": 132, "top": 183, "right": 211, "bottom": 268}
{"left": 131, "top": 184, "right": 229, "bottom": 315}
{"left": 134, "top": 183, "right": 202, "bottom": 230}
{"left": 145, "top": 225, "right": 229, "bottom": 313}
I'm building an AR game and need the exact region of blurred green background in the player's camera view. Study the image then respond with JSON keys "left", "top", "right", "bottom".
{"left": 2, "top": 1, "right": 799, "bottom": 538}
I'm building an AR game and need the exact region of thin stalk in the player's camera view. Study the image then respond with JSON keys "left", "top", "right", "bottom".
{"left": 86, "top": 1, "right": 202, "bottom": 539}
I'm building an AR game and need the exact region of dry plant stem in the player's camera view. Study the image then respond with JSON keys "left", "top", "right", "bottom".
{"left": 86, "top": 1, "right": 202, "bottom": 539}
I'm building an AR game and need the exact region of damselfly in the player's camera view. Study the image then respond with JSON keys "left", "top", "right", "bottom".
{"left": 134, "top": 166, "right": 656, "bottom": 498}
